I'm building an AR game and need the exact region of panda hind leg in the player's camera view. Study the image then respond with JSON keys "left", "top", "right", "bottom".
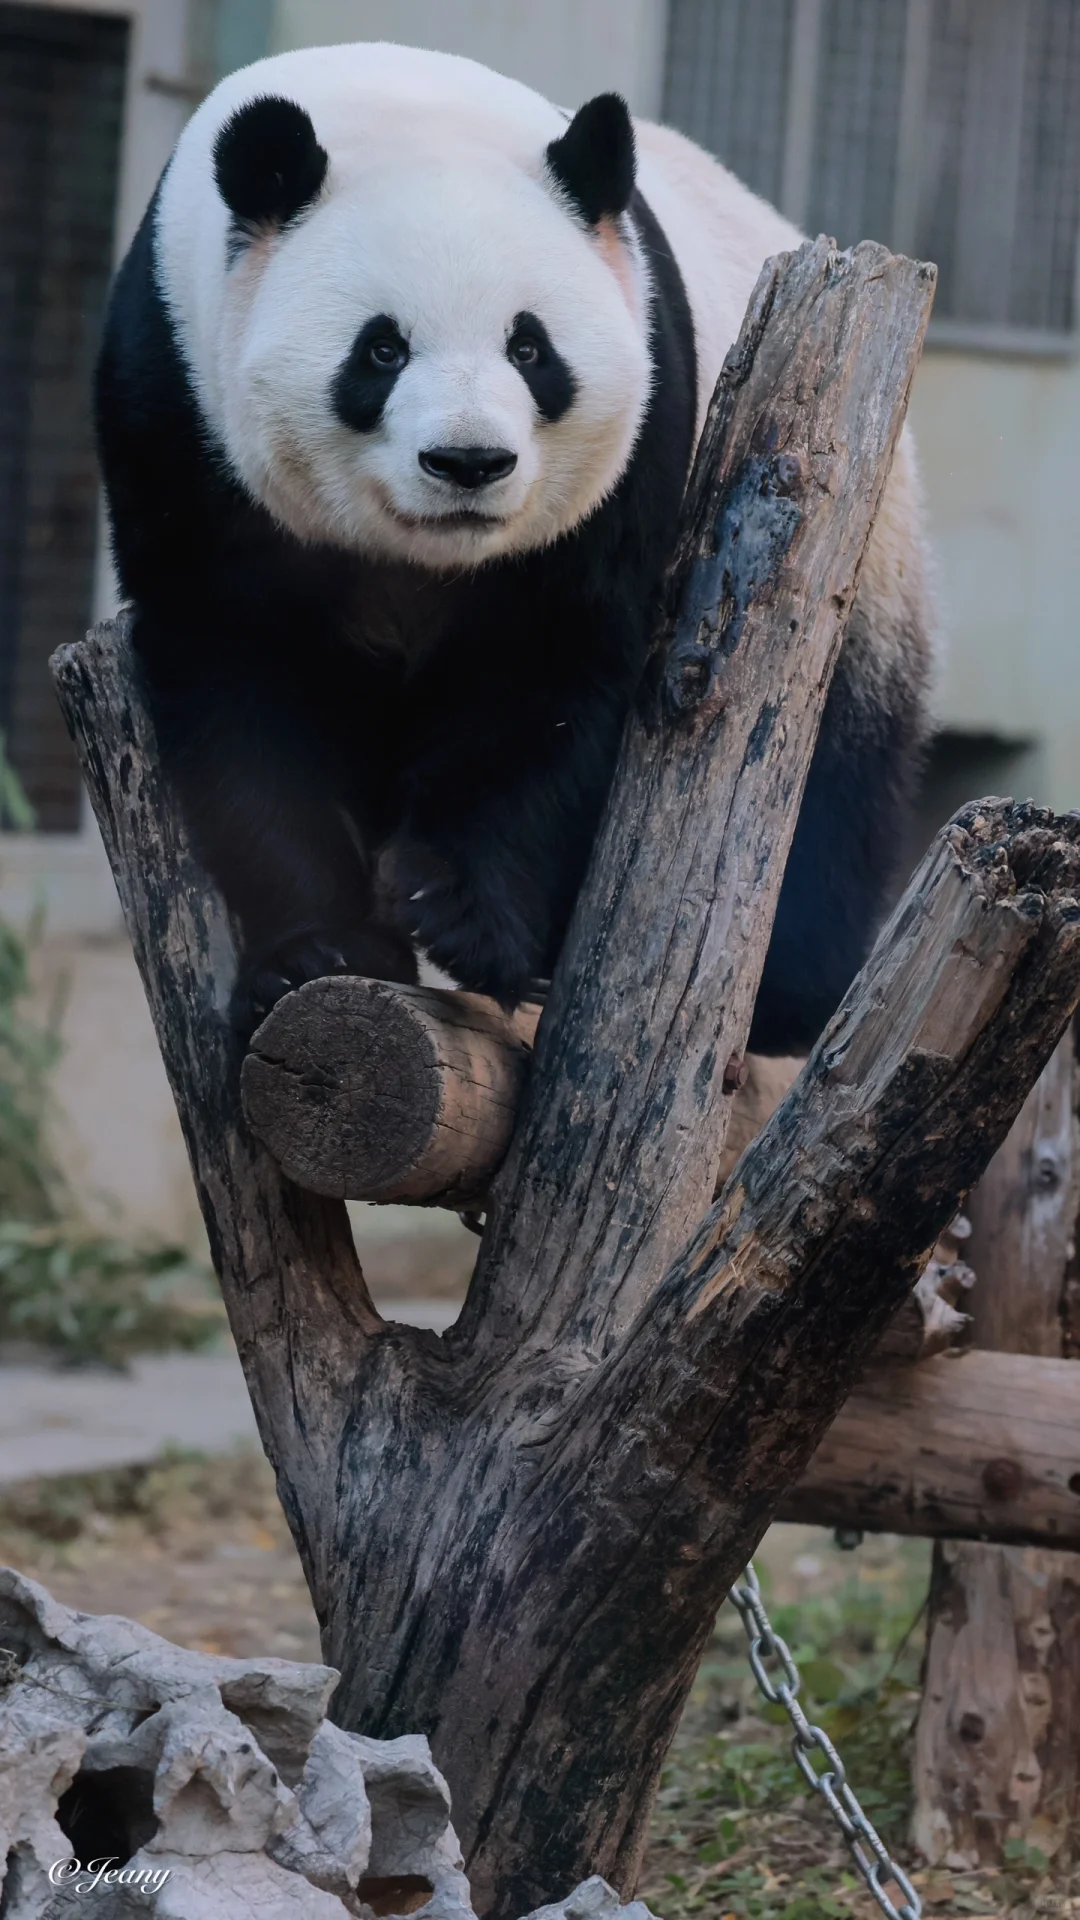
{"left": 749, "top": 604, "right": 931, "bottom": 1056}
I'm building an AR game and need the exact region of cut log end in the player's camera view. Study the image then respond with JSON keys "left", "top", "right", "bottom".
{"left": 241, "top": 976, "right": 538, "bottom": 1206}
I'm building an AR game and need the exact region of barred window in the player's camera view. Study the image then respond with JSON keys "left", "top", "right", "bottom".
{"left": 0, "top": 3, "right": 128, "bottom": 831}
{"left": 663, "top": 0, "right": 1080, "bottom": 352}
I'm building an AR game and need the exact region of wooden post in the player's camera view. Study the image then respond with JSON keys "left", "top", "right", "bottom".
{"left": 54, "top": 239, "right": 1080, "bottom": 1920}
{"left": 913, "top": 1029, "right": 1080, "bottom": 1869}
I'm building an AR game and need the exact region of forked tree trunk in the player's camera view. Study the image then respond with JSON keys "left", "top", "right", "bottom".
{"left": 52, "top": 239, "right": 1080, "bottom": 1919}
{"left": 914, "top": 1032, "right": 1080, "bottom": 1869}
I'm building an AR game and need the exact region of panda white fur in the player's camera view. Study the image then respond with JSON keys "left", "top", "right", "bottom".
{"left": 95, "top": 42, "right": 934, "bottom": 1045}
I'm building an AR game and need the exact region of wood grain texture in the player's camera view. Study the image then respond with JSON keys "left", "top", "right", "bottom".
{"left": 782, "top": 1349, "right": 1080, "bottom": 1548}
{"left": 913, "top": 1031, "right": 1080, "bottom": 1868}
{"left": 968, "top": 1034, "right": 1080, "bottom": 1356}
{"left": 55, "top": 239, "right": 1080, "bottom": 1920}
{"left": 913, "top": 1543, "right": 1080, "bottom": 1870}
{"left": 867, "top": 1214, "right": 974, "bottom": 1368}
{"left": 242, "top": 978, "right": 539, "bottom": 1206}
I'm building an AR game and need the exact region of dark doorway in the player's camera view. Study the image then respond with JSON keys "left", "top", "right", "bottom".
{"left": 0, "top": 3, "right": 128, "bottom": 829}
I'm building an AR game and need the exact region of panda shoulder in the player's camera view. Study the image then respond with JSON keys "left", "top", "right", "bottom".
{"left": 633, "top": 122, "right": 804, "bottom": 438}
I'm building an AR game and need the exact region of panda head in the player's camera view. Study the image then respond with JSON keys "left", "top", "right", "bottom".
{"left": 177, "top": 82, "right": 653, "bottom": 569}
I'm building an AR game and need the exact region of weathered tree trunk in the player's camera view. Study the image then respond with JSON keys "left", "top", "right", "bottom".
{"left": 913, "top": 1032, "right": 1080, "bottom": 1869}
{"left": 52, "top": 238, "right": 1080, "bottom": 1920}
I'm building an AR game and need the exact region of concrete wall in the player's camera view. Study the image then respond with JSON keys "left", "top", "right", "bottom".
{"left": 907, "top": 350, "right": 1080, "bottom": 811}
{"left": 269, "top": 0, "right": 669, "bottom": 116}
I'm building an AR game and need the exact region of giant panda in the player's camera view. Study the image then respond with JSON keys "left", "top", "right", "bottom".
{"left": 95, "top": 42, "right": 934, "bottom": 1046}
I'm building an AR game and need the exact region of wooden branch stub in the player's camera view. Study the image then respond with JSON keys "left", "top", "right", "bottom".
{"left": 242, "top": 979, "right": 539, "bottom": 1206}
{"left": 242, "top": 987, "right": 814, "bottom": 1213}
{"left": 870, "top": 1216, "right": 975, "bottom": 1367}
{"left": 783, "top": 1349, "right": 1080, "bottom": 1549}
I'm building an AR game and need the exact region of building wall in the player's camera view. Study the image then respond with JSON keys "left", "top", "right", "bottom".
{"left": 908, "top": 350, "right": 1080, "bottom": 811}
{"left": 269, "top": 0, "right": 669, "bottom": 116}
{"left": 1, "top": 0, "right": 199, "bottom": 1245}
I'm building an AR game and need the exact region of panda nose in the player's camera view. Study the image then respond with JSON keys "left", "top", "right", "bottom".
{"left": 418, "top": 446, "right": 518, "bottom": 490}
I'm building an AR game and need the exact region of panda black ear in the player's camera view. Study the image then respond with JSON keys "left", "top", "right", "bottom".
{"left": 213, "top": 95, "right": 328, "bottom": 227}
{"left": 545, "top": 93, "right": 636, "bottom": 226}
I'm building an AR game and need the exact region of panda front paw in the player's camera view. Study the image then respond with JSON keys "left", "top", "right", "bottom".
{"left": 233, "top": 923, "right": 419, "bottom": 1038}
{"left": 382, "top": 841, "right": 541, "bottom": 1009}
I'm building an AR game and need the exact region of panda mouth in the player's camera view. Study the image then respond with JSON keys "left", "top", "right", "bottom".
{"left": 386, "top": 505, "right": 506, "bottom": 534}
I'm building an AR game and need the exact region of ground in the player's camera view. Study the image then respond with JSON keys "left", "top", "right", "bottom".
{"left": 2, "top": 1446, "right": 1075, "bottom": 1920}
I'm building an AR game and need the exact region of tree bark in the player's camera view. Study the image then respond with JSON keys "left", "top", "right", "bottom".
{"left": 54, "top": 238, "right": 1080, "bottom": 1920}
{"left": 913, "top": 1032, "right": 1080, "bottom": 1869}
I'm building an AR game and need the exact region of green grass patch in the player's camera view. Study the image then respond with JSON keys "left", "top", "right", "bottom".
{"left": 643, "top": 1541, "right": 926, "bottom": 1920}
{"left": 0, "top": 788, "right": 222, "bottom": 1365}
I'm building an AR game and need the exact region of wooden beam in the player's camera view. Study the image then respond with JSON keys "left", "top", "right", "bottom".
{"left": 242, "top": 981, "right": 808, "bottom": 1210}
{"left": 783, "top": 1348, "right": 1080, "bottom": 1552}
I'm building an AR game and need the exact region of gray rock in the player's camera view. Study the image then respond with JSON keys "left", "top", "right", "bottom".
{"left": 0, "top": 1723, "right": 85, "bottom": 1920}
{"left": 518, "top": 1875, "right": 656, "bottom": 1920}
{"left": 0, "top": 1567, "right": 657, "bottom": 1920}
{"left": 268, "top": 1720, "right": 372, "bottom": 1895}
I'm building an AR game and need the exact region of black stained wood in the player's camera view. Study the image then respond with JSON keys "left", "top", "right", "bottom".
{"left": 54, "top": 240, "right": 1080, "bottom": 1919}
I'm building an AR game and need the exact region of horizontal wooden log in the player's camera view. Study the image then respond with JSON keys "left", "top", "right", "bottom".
{"left": 242, "top": 980, "right": 808, "bottom": 1209}
{"left": 782, "top": 1349, "right": 1080, "bottom": 1549}
{"left": 242, "top": 978, "right": 539, "bottom": 1207}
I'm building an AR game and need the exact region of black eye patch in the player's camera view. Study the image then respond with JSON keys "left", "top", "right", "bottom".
{"left": 506, "top": 312, "right": 576, "bottom": 423}
{"left": 331, "top": 315, "right": 410, "bottom": 433}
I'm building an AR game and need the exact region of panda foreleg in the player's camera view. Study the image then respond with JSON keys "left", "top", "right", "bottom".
{"left": 134, "top": 626, "right": 417, "bottom": 1033}
{"left": 387, "top": 673, "right": 628, "bottom": 1009}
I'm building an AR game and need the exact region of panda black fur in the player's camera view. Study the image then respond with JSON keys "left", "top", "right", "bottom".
{"left": 95, "top": 42, "right": 933, "bottom": 1047}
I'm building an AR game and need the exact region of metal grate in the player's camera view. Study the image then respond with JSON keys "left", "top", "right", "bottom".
{"left": 808, "top": 1, "right": 907, "bottom": 260}
{"left": 662, "top": 0, "right": 796, "bottom": 212}
{"left": 662, "top": 0, "right": 1080, "bottom": 348}
{"left": 0, "top": 3, "right": 128, "bottom": 831}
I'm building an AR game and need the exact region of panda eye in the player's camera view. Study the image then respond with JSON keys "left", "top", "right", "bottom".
{"left": 508, "top": 334, "right": 541, "bottom": 368}
{"left": 367, "top": 335, "right": 408, "bottom": 372}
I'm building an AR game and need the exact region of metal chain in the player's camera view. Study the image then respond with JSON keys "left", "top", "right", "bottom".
{"left": 727, "top": 1563, "right": 921, "bottom": 1920}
